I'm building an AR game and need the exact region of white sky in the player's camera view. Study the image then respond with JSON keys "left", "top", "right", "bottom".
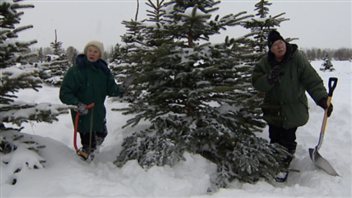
{"left": 20, "top": 0, "right": 351, "bottom": 52}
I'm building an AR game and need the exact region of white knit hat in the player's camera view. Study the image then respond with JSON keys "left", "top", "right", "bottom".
{"left": 84, "top": 40, "right": 104, "bottom": 57}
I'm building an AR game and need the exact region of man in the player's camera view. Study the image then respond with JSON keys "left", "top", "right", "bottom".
{"left": 251, "top": 30, "right": 333, "bottom": 182}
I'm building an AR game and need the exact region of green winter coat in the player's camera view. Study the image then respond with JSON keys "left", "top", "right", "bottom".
{"left": 252, "top": 44, "right": 327, "bottom": 129}
{"left": 59, "top": 54, "right": 123, "bottom": 134}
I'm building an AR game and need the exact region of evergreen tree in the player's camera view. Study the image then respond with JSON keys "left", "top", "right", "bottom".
{"left": 38, "top": 29, "right": 69, "bottom": 86}
{"left": 114, "top": 0, "right": 288, "bottom": 189}
{"left": 320, "top": 54, "right": 335, "bottom": 71}
{"left": 0, "top": 0, "right": 67, "bottom": 184}
{"left": 0, "top": 1, "right": 36, "bottom": 67}
{"left": 109, "top": 42, "right": 131, "bottom": 99}
{"left": 110, "top": 43, "right": 124, "bottom": 66}
{"left": 37, "top": 47, "right": 45, "bottom": 62}
{"left": 109, "top": 15, "right": 152, "bottom": 100}
{"left": 50, "top": 29, "right": 64, "bottom": 56}
{"left": 243, "top": 0, "right": 289, "bottom": 57}
{"left": 0, "top": 0, "right": 65, "bottom": 124}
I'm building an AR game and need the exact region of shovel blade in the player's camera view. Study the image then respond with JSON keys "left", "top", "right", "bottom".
{"left": 309, "top": 148, "right": 339, "bottom": 176}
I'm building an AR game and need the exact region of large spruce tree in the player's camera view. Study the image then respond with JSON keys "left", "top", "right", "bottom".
{"left": 113, "top": 0, "right": 288, "bottom": 188}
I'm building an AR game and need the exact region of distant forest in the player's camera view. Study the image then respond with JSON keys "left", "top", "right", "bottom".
{"left": 32, "top": 46, "right": 352, "bottom": 64}
{"left": 302, "top": 47, "right": 352, "bottom": 61}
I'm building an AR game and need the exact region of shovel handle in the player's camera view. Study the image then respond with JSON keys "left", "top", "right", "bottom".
{"left": 328, "top": 77, "right": 338, "bottom": 97}
{"left": 316, "top": 78, "right": 337, "bottom": 151}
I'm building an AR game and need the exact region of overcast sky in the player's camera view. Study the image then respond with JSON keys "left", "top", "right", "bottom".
{"left": 20, "top": 0, "right": 351, "bottom": 52}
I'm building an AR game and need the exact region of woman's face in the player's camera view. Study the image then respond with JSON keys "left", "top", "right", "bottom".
{"left": 270, "top": 40, "right": 287, "bottom": 61}
{"left": 86, "top": 46, "right": 101, "bottom": 62}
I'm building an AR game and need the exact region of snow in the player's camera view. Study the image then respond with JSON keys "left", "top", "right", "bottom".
{"left": 1, "top": 61, "right": 351, "bottom": 197}
{"left": 1, "top": 65, "right": 37, "bottom": 79}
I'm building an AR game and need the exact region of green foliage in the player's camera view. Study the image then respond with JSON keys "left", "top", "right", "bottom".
{"left": 50, "top": 30, "right": 64, "bottom": 56}
{"left": 0, "top": 0, "right": 41, "bottom": 105}
{"left": 243, "top": 0, "right": 289, "bottom": 56}
{"left": 1, "top": 130, "right": 47, "bottom": 185}
{"left": 0, "top": 0, "right": 37, "bottom": 68}
{"left": 0, "top": 0, "right": 66, "bottom": 126}
{"left": 113, "top": 0, "right": 289, "bottom": 188}
{"left": 320, "top": 54, "right": 335, "bottom": 72}
{"left": 38, "top": 58, "right": 70, "bottom": 87}
{"left": 38, "top": 30, "right": 69, "bottom": 87}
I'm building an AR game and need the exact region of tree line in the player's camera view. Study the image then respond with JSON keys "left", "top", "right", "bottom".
{"left": 31, "top": 45, "right": 352, "bottom": 65}
{"left": 302, "top": 48, "right": 352, "bottom": 61}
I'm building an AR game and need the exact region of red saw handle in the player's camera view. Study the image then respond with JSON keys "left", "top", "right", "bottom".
{"left": 73, "top": 103, "right": 95, "bottom": 152}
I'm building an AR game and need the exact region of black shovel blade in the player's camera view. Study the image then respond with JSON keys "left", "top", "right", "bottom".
{"left": 309, "top": 148, "right": 339, "bottom": 176}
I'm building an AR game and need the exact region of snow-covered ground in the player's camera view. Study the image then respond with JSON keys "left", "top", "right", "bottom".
{"left": 1, "top": 61, "right": 351, "bottom": 197}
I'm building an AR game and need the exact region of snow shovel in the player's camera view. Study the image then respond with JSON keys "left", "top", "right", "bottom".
{"left": 309, "top": 77, "right": 338, "bottom": 176}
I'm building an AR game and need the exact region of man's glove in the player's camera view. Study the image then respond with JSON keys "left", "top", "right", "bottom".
{"left": 77, "top": 102, "right": 88, "bottom": 115}
{"left": 318, "top": 97, "right": 333, "bottom": 117}
{"left": 267, "top": 65, "right": 281, "bottom": 85}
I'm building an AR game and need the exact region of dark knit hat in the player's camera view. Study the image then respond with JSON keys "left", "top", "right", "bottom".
{"left": 267, "top": 30, "right": 284, "bottom": 49}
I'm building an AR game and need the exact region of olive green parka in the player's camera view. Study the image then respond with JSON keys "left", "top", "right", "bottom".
{"left": 59, "top": 54, "right": 123, "bottom": 134}
{"left": 252, "top": 44, "right": 327, "bottom": 129}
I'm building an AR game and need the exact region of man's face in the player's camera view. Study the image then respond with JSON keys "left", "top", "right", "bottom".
{"left": 86, "top": 46, "right": 101, "bottom": 62}
{"left": 271, "top": 40, "right": 286, "bottom": 60}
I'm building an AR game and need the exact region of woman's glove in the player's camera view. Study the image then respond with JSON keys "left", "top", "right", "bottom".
{"left": 77, "top": 102, "right": 88, "bottom": 115}
{"left": 318, "top": 97, "right": 333, "bottom": 117}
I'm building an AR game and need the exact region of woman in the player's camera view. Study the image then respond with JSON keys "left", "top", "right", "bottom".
{"left": 60, "top": 40, "right": 123, "bottom": 160}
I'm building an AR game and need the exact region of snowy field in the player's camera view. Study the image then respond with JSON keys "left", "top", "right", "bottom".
{"left": 1, "top": 60, "right": 351, "bottom": 197}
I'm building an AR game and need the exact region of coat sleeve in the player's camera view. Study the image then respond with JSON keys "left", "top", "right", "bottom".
{"left": 298, "top": 52, "right": 328, "bottom": 103}
{"left": 59, "top": 67, "right": 80, "bottom": 105}
{"left": 252, "top": 58, "right": 275, "bottom": 92}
